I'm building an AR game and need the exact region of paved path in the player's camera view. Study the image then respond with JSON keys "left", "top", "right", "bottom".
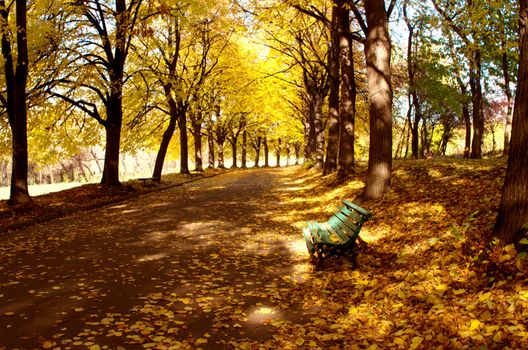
{"left": 0, "top": 168, "right": 313, "bottom": 349}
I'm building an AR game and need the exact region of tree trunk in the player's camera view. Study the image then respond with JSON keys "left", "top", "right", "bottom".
{"left": 241, "top": 127, "right": 247, "bottom": 168}
{"left": 263, "top": 137, "right": 269, "bottom": 167}
{"left": 404, "top": 0, "right": 422, "bottom": 159}
{"left": 469, "top": 50, "right": 484, "bottom": 159}
{"left": 2, "top": 0, "right": 32, "bottom": 205}
{"left": 286, "top": 142, "right": 291, "bottom": 166}
{"left": 193, "top": 123, "right": 203, "bottom": 172}
{"left": 253, "top": 136, "right": 261, "bottom": 167}
{"left": 153, "top": 92, "right": 178, "bottom": 179}
{"left": 359, "top": 0, "right": 393, "bottom": 202}
{"left": 463, "top": 97, "right": 472, "bottom": 158}
{"left": 323, "top": 9, "right": 340, "bottom": 175}
{"left": 231, "top": 139, "right": 238, "bottom": 168}
{"left": 276, "top": 138, "right": 281, "bottom": 167}
{"left": 337, "top": 2, "right": 356, "bottom": 178}
{"left": 294, "top": 142, "right": 300, "bottom": 165}
{"left": 500, "top": 23, "right": 513, "bottom": 156}
{"left": 494, "top": 0, "right": 528, "bottom": 245}
{"left": 217, "top": 138, "right": 225, "bottom": 168}
{"left": 208, "top": 124, "right": 215, "bottom": 168}
{"left": 304, "top": 104, "right": 317, "bottom": 162}
{"left": 101, "top": 94, "right": 123, "bottom": 186}
{"left": 314, "top": 93, "right": 325, "bottom": 170}
{"left": 178, "top": 108, "right": 190, "bottom": 174}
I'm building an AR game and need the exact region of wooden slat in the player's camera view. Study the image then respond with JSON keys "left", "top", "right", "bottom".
{"left": 337, "top": 206, "right": 363, "bottom": 223}
{"left": 321, "top": 221, "right": 348, "bottom": 243}
{"left": 307, "top": 221, "right": 323, "bottom": 244}
{"left": 327, "top": 216, "right": 352, "bottom": 237}
{"left": 313, "top": 222, "right": 335, "bottom": 244}
{"left": 334, "top": 212, "right": 361, "bottom": 233}
{"left": 342, "top": 200, "right": 372, "bottom": 220}
{"left": 318, "top": 222, "right": 346, "bottom": 244}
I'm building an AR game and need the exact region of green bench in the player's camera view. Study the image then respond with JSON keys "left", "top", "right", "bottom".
{"left": 302, "top": 200, "right": 372, "bottom": 263}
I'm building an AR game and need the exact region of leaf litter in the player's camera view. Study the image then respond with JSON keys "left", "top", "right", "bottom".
{"left": 0, "top": 158, "right": 527, "bottom": 349}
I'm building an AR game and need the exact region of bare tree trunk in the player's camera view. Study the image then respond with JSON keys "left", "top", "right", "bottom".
{"left": 178, "top": 109, "right": 190, "bottom": 174}
{"left": 230, "top": 139, "right": 238, "bottom": 168}
{"left": 193, "top": 126, "right": 203, "bottom": 172}
{"left": 208, "top": 124, "right": 215, "bottom": 168}
{"left": 253, "top": 136, "right": 261, "bottom": 167}
{"left": 2, "top": 0, "right": 32, "bottom": 205}
{"left": 469, "top": 51, "right": 484, "bottom": 159}
{"left": 314, "top": 94, "right": 325, "bottom": 170}
{"left": 323, "top": 9, "right": 340, "bottom": 175}
{"left": 294, "top": 142, "right": 300, "bottom": 165}
{"left": 494, "top": 0, "right": 528, "bottom": 245}
{"left": 217, "top": 138, "right": 225, "bottom": 168}
{"left": 337, "top": 1, "right": 356, "bottom": 178}
{"left": 241, "top": 127, "right": 247, "bottom": 168}
{"left": 101, "top": 95, "right": 123, "bottom": 186}
{"left": 359, "top": 0, "right": 393, "bottom": 202}
{"left": 153, "top": 94, "right": 178, "bottom": 180}
{"left": 276, "top": 138, "right": 281, "bottom": 167}
{"left": 263, "top": 137, "right": 269, "bottom": 167}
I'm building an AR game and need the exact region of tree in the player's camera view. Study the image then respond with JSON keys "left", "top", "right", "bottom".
{"left": 0, "top": 0, "right": 32, "bottom": 205}
{"left": 431, "top": 0, "right": 486, "bottom": 159}
{"left": 336, "top": 0, "right": 358, "bottom": 178}
{"left": 494, "top": 0, "right": 528, "bottom": 245}
{"left": 49, "top": 0, "right": 143, "bottom": 186}
{"left": 353, "top": 0, "right": 395, "bottom": 201}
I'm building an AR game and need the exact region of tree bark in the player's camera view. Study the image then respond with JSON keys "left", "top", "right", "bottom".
{"left": 304, "top": 102, "right": 317, "bottom": 162}
{"left": 230, "top": 139, "right": 238, "bottom": 168}
{"left": 276, "top": 138, "right": 281, "bottom": 167}
{"left": 494, "top": 0, "right": 528, "bottom": 245}
{"left": 469, "top": 51, "right": 484, "bottom": 159}
{"left": 207, "top": 123, "right": 215, "bottom": 168}
{"left": 153, "top": 86, "right": 178, "bottom": 180}
{"left": 314, "top": 93, "right": 325, "bottom": 170}
{"left": 2, "top": 0, "right": 32, "bottom": 205}
{"left": 217, "top": 137, "right": 225, "bottom": 168}
{"left": 323, "top": 9, "right": 340, "bottom": 175}
{"left": 253, "top": 136, "right": 261, "bottom": 167}
{"left": 263, "top": 137, "right": 269, "bottom": 167}
{"left": 359, "top": 0, "right": 393, "bottom": 201}
{"left": 101, "top": 93, "right": 123, "bottom": 186}
{"left": 294, "top": 142, "right": 300, "bottom": 165}
{"left": 337, "top": 1, "right": 356, "bottom": 178}
{"left": 193, "top": 124, "right": 203, "bottom": 172}
{"left": 241, "top": 127, "right": 247, "bottom": 168}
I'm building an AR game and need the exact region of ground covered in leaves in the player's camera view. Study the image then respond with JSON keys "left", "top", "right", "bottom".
{"left": 0, "top": 170, "right": 221, "bottom": 233}
{"left": 0, "top": 158, "right": 527, "bottom": 349}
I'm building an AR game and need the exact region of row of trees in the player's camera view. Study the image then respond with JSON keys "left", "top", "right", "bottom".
{"left": 1, "top": 0, "right": 526, "bottom": 245}
{"left": 247, "top": 0, "right": 526, "bottom": 244}
{"left": 1, "top": 0, "right": 303, "bottom": 205}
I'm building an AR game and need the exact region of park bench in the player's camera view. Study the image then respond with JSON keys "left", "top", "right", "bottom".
{"left": 302, "top": 200, "right": 372, "bottom": 264}
{"left": 137, "top": 177, "right": 160, "bottom": 186}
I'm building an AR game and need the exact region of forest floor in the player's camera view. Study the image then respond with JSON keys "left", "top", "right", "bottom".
{"left": 0, "top": 158, "right": 527, "bottom": 349}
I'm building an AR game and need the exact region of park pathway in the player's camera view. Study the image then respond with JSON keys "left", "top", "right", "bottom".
{"left": 0, "top": 167, "right": 315, "bottom": 349}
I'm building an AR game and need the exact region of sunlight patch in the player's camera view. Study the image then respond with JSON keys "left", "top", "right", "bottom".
{"left": 138, "top": 253, "right": 168, "bottom": 262}
{"left": 288, "top": 239, "right": 308, "bottom": 256}
{"left": 247, "top": 306, "right": 283, "bottom": 324}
